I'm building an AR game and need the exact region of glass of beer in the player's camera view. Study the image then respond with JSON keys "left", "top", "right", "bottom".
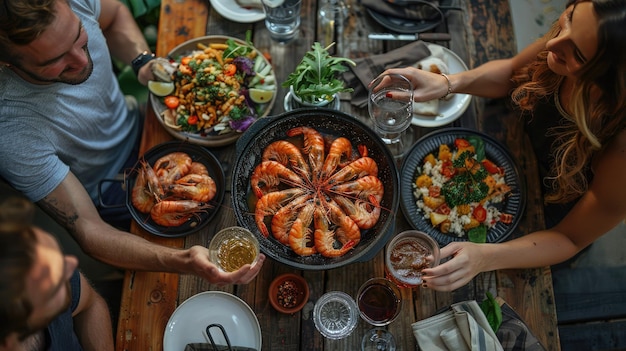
{"left": 385, "top": 230, "right": 440, "bottom": 288}
{"left": 208, "top": 226, "right": 260, "bottom": 272}
{"left": 357, "top": 277, "right": 401, "bottom": 351}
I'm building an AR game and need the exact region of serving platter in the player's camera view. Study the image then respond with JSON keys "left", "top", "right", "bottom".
{"left": 400, "top": 128, "right": 526, "bottom": 246}
{"left": 411, "top": 43, "right": 472, "bottom": 127}
{"left": 163, "top": 291, "right": 262, "bottom": 351}
{"left": 125, "top": 141, "right": 225, "bottom": 238}
{"left": 150, "top": 35, "right": 276, "bottom": 147}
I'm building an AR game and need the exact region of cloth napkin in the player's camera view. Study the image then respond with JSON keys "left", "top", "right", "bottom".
{"left": 343, "top": 41, "right": 431, "bottom": 108}
{"left": 412, "top": 300, "right": 504, "bottom": 351}
{"left": 361, "top": 0, "right": 441, "bottom": 20}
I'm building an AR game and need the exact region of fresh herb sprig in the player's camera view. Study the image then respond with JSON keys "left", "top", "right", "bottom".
{"left": 282, "top": 42, "right": 356, "bottom": 103}
{"left": 441, "top": 150, "right": 490, "bottom": 208}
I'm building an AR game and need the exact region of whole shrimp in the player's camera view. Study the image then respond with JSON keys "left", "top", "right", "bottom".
{"left": 328, "top": 175, "right": 384, "bottom": 205}
{"left": 320, "top": 137, "right": 352, "bottom": 180}
{"left": 250, "top": 160, "right": 305, "bottom": 199}
{"left": 288, "top": 201, "right": 317, "bottom": 256}
{"left": 286, "top": 126, "right": 325, "bottom": 181}
{"left": 313, "top": 199, "right": 360, "bottom": 258}
{"left": 262, "top": 140, "right": 311, "bottom": 179}
{"left": 131, "top": 160, "right": 164, "bottom": 213}
{"left": 255, "top": 188, "right": 307, "bottom": 237}
{"left": 150, "top": 200, "right": 211, "bottom": 227}
{"left": 271, "top": 194, "right": 312, "bottom": 245}
{"left": 168, "top": 174, "right": 216, "bottom": 202}
{"left": 153, "top": 152, "right": 193, "bottom": 185}
{"left": 332, "top": 194, "right": 381, "bottom": 230}
{"left": 189, "top": 161, "right": 209, "bottom": 176}
{"left": 325, "top": 156, "right": 379, "bottom": 185}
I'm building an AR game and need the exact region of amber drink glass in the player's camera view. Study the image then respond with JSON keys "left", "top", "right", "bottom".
{"left": 385, "top": 230, "right": 440, "bottom": 288}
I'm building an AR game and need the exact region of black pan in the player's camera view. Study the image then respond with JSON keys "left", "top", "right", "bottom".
{"left": 126, "top": 141, "right": 225, "bottom": 237}
{"left": 231, "top": 108, "right": 399, "bottom": 270}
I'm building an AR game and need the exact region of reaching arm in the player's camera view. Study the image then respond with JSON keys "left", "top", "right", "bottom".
{"left": 38, "top": 172, "right": 265, "bottom": 284}
{"left": 72, "top": 273, "right": 114, "bottom": 351}
{"left": 383, "top": 39, "right": 547, "bottom": 101}
{"left": 421, "top": 130, "right": 626, "bottom": 291}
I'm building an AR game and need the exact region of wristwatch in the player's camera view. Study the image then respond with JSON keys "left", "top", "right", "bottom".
{"left": 131, "top": 51, "right": 156, "bottom": 76}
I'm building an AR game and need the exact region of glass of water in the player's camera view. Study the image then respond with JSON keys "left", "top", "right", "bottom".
{"left": 261, "top": 0, "right": 302, "bottom": 43}
{"left": 368, "top": 73, "right": 414, "bottom": 159}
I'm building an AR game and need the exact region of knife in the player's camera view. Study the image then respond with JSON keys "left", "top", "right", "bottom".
{"left": 368, "top": 32, "right": 451, "bottom": 41}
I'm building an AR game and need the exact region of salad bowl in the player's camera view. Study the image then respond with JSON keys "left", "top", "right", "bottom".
{"left": 150, "top": 35, "right": 277, "bottom": 147}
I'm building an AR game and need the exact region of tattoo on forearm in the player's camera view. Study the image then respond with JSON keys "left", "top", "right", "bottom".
{"left": 39, "top": 196, "right": 79, "bottom": 232}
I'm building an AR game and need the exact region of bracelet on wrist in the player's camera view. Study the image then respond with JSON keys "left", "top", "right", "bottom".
{"left": 439, "top": 73, "right": 452, "bottom": 100}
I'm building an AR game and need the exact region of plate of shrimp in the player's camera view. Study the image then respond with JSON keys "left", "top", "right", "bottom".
{"left": 126, "top": 141, "right": 225, "bottom": 237}
{"left": 231, "top": 108, "right": 399, "bottom": 270}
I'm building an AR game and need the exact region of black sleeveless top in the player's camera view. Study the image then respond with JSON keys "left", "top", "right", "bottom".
{"left": 521, "top": 94, "right": 586, "bottom": 228}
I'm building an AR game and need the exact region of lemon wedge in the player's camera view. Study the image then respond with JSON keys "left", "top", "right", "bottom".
{"left": 148, "top": 80, "right": 175, "bottom": 97}
{"left": 249, "top": 88, "right": 274, "bottom": 104}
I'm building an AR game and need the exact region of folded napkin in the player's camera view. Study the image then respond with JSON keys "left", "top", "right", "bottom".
{"left": 362, "top": 0, "right": 441, "bottom": 21}
{"left": 343, "top": 41, "right": 431, "bottom": 108}
{"left": 412, "top": 300, "right": 504, "bottom": 351}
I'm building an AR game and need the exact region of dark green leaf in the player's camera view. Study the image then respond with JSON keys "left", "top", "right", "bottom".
{"left": 467, "top": 225, "right": 487, "bottom": 243}
{"left": 479, "top": 292, "right": 503, "bottom": 333}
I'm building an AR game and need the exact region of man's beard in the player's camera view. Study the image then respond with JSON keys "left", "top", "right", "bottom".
{"left": 14, "top": 46, "right": 94, "bottom": 85}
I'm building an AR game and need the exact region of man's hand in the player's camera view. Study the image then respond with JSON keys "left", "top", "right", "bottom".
{"left": 188, "top": 245, "right": 266, "bottom": 285}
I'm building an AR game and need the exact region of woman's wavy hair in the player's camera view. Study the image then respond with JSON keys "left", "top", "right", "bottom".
{"left": 511, "top": 0, "right": 626, "bottom": 203}
{"left": 0, "top": 197, "right": 37, "bottom": 343}
{"left": 0, "top": 0, "right": 60, "bottom": 63}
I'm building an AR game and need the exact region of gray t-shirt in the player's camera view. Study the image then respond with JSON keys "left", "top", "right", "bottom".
{"left": 0, "top": 0, "right": 138, "bottom": 203}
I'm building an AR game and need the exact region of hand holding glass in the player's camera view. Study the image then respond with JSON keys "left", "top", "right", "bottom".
{"left": 368, "top": 74, "right": 414, "bottom": 159}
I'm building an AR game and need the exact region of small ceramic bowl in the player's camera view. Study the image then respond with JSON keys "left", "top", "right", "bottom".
{"left": 269, "top": 273, "right": 310, "bottom": 314}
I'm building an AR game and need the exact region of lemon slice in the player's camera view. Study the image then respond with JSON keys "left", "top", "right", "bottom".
{"left": 249, "top": 88, "right": 274, "bottom": 104}
{"left": 148, "top": 80, "right": 175, "bottom": 97}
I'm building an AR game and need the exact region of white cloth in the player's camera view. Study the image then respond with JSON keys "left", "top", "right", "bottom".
{"left": 412, "top": 300, "right": 504, "bottom": 351}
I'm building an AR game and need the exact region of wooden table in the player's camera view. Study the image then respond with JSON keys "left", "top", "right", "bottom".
{"left": 116, "top": 0, "right": 561, "bottom": 350}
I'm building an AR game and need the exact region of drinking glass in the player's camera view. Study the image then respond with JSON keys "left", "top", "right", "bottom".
{"left": 385, "top": 230, "right": 440, "bottom": 288}
{"left": 368, "top": 74, "right": 414, "bottom": 160}
{"left": 317, "top": 0, "right": 348, "bottom": 55}
{"left": 357, "top": 278, "right": 402, "bottom": 351}
{"left": 261, "top": 0, "right": 302, "bottom": 43}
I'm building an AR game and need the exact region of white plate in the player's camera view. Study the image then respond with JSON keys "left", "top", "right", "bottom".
{"left": 163, "top": 291, "right": 262, "bottom": 351}
{"left": 411, "top": 43, "right": 472, "bottom": 127}
{"left": 209, "top": 0, "right": 265, "bottom": 23}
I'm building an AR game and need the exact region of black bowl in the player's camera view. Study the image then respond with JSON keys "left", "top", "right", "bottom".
{"left": 231, "top": 108, "right": 399, "bottom": 270}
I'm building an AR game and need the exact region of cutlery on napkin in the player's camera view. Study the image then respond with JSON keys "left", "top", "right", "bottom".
{"left": 342, "top": 41, "right": 431, "bottom": 108}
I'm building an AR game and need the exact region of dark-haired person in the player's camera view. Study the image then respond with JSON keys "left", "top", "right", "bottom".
{"left": 380, "top": 0, "right": 626, "bottom": 291}
{"left": 0, "top": 0, "right": 265, "bottom": 284}
{"left": 0, "top": 196, "right": 113, "bottom": 351}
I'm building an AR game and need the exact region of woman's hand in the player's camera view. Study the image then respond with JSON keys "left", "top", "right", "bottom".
{"left": 187, "top": 245, "right": 266, "bottom": 285}
{"left": 421, "top": 241, "right": 490, "bottom": 292}
{"left": 377, "top": 67, "right": 452, "bottom": 102}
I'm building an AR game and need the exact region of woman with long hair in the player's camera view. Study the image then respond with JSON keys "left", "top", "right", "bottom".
{"left": 382, "top": 0, "right": 626, "bottom": 291}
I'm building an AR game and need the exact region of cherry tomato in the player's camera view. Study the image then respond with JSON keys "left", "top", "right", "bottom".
{"left": 473, "top": 204, "right": 487, "bottom": 223}
{"left": 454, "top": 138, "right": 472, "bottom": 149}
{"left": 164, "top": 96, "right": 179, "bottom": 109}
{"left": 481, "top": 159, "right": 503, "bottom": 175}
{"left": 187, "top": 115, "right": 199, "bottom": 125}
{"left": 435, "top": 203, "right": 451, "bottom": 215}
{"left": 224, "top": 63, "right": 237, "bottom": 76}
{"left": 441, "top": 160, "right": 457, "bottom": 178}
{"left": 181, "top": 56, "right": 192, "bottom": 65}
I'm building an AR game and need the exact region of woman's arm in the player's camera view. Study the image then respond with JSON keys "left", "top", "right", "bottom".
{"left": 422, "top": 130, "right": 626, "bottom": 292}
{"left": 38, "top": 172, "right": 265, "bottom": 284}
{"left": 383, "top": 39, "right": 547, "bottom": 101}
